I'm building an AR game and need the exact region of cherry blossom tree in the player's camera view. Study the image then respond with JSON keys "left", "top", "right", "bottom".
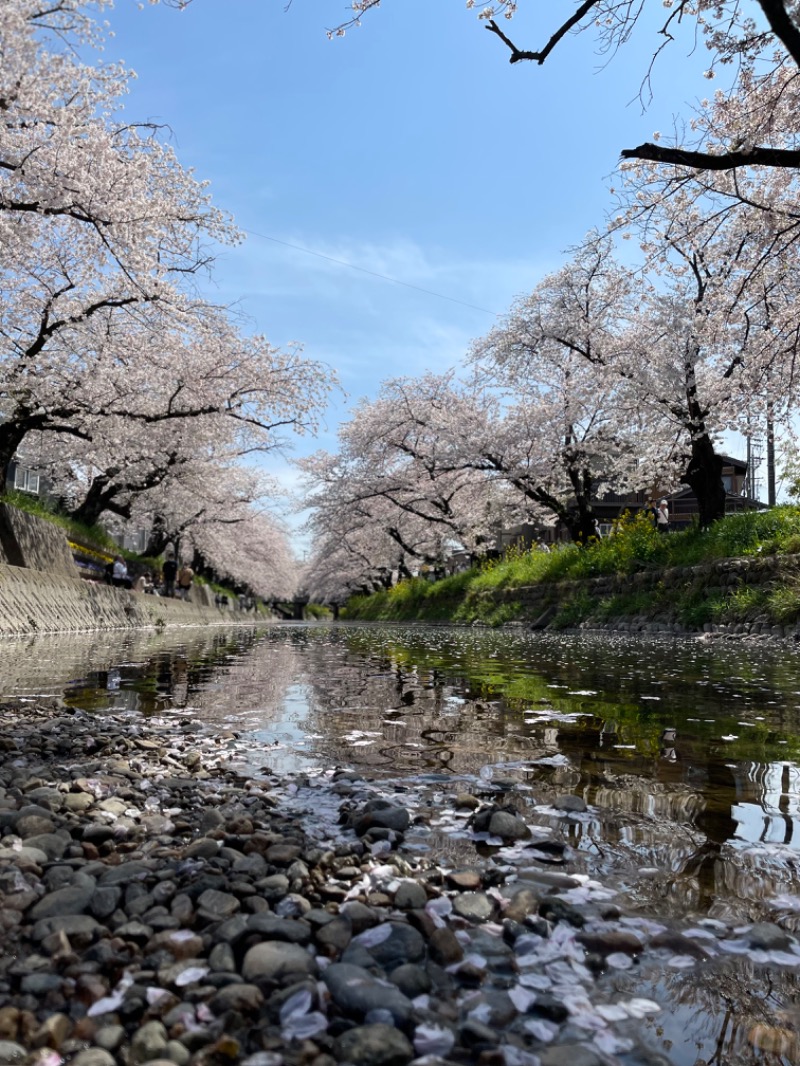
{"left": 0, "top": 0, "right": 231, "bottom": 480}
{"left": 0, "top": 293, "right": 334, "bottom": 508}
{"left": 467, "top": 252, "right": 682, "bottom": 537}
{"left": 479, "top": 223, "right": 794, "bottom": 527}
{"left": 121, "top": 456, "right": 300, "bottom": 598}
{"left": 300, "top": 375, "right": 508, "bottom": 579}
{"left": 301, "top": 527, "right": 402, "bottom": 605}
{"left": 333, "top": 3, "right": 800, "bottom": 173}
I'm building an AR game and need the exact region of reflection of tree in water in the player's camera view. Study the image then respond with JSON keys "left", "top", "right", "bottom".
{"left": 295, "top": 631, "right": 562, "bottom": 778}
{"left": 615, "top": 960, "right": 800, "bottom": 1065}
{"left": 166, "top": 634, "right": 303, "bottom": 734}
{"left": 0, "top": 628, "right": 253, "bottom": 712}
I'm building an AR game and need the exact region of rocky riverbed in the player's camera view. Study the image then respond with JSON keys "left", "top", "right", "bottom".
{"left": 1, "top": 701, "right": 799, "bottom": 1066}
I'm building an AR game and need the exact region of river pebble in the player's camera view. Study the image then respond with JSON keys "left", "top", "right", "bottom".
{"left": 1, "top": 699, "right": 799, "bottom": 1066}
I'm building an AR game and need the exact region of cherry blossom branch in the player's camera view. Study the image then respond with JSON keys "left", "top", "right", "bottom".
{"left": 485, "top": 2, "right": 600, "bottom": 65}
{"left": 621, "top": 141, "right": 800, "bottom": 170}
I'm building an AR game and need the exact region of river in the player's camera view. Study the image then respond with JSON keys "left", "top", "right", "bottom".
{"left": 3, "top": 621, "right": 800, "bottom": 1062}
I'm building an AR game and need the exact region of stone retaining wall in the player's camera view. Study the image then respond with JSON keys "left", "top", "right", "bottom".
{"left": 0, "top": 563, "right": 251, "bottom": 636}
{"left": 481, "top": 553, "right": 800, "bottom": 638}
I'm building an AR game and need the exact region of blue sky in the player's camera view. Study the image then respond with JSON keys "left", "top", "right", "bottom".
{"left": 103, "top": 1, "right": 719, "bottom": 534}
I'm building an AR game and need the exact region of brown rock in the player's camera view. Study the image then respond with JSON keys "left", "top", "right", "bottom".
{"left": 0, "top": 1007, "right": 20, "bottom": 1041}
{"left": 503, "top": 887, "right": 540, "bottom": 923}
{"left": 31, "top": 1014, "right": 72, "bottom": 1050}
{"left": 266, "top": 844, "right": 302, "bottom": 865}
{"left": 147, "top": 930, "right": 204, "bottom": 960}
{"left": 428, "top": 927, "right": 464, "bottom": 966}
{"left": 650, "top": 931, "right": 712, "bottom": 959}
{"left": 446, "top": 868, "right": 482, "bottom": 891}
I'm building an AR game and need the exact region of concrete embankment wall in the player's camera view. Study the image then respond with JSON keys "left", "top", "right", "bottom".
{"left": 483, "top": 553, "right": 800, "bottom": 638}
{"left": 0, "top": 563, "right": 247, "bottom": 636}
{"left": 0, "top": 504, "right": 256, "bottom": 635}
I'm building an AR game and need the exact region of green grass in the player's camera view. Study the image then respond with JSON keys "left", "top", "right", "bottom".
{"left": 306, "top": 603, "right": 334, "bottom": 619}
{"left": 5, "top": 490, "right": 120, "bottom": 554}
{"left": 343, "top": 506, "right": 800, "bottom": 627}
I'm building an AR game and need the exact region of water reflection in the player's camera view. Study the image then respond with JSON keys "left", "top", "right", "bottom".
{"left": 5, "top": 622, "right": 800, "bottom": 1063}
{"left": 4, "top": 622, "right": 800, "bottom": 924}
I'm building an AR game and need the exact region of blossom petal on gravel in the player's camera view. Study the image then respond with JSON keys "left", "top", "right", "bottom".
{"left": 413, "top": 1024, "right": 456, "bottom": 1056}
{"left": 281, "top": 1012, "right": 328, "bottom": 1041}
{"left": 175, "top": 966, "right": 209, "bottom": 986}
{"left": 595, "top": 1003, "right": 629, "bottom": 1022}
{"left": 594, "top": 1030, "right": 634, "bottom": 1055}
{"left": 508, "top": 985, "right": 538, "bottom": 1012}
{"left": 523, "top": 1018, "right": 558, "bottom": 1042}
{"left": 279, "top": 987, "right": 313, "bottom": 1023}
{"left": 353, "top": 923, "right": 392, "bottom": 947}
{"left": 606, "top": 952, "right": 634, "bottom": 969}
{"left": 625, "top": 998, "right": 662, "bottom": 1018}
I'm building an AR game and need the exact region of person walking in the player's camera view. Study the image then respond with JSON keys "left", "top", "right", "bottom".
{"left": 177, "top": 562, "right": 194, "bottom": 601}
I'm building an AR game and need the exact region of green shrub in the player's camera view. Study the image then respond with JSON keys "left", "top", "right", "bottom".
{"left": 550, "top": 589, "right": 595, "bottom": 629}
{"left": 766, "top": 580, "right": 800, "bottom": 622}
{"left": 306, "top": 603, "right": 333, "bottom": 619}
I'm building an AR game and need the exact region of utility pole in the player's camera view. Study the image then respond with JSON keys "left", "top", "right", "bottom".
{"left": 767, "top": 407, "right": 776, "bottom": 507}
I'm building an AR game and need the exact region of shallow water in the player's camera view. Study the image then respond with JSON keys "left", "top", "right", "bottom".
{"left": 4, "top": 621, "right": 800, "bottom": 1063}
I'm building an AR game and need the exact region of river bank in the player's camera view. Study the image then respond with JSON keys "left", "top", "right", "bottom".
{"left": 342, "top": 509, "right": 800, "bottom": 635}
{"left": 0, "top": 563, "right": 260, "bottom": 637}
{"left": 1, "top": 697, "right": 799, "bottom": 1066}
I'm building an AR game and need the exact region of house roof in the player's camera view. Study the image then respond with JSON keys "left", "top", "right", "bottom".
{"left": 717, "top": 454, "right": 748, "bottom": 471}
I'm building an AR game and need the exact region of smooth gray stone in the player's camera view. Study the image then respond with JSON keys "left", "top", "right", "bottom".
{"left": 66, "top": 1053, "right": 117, "bottom": 1066}
{"left": 355, "top": 805, "right": 410, "bottom": 835}
{"left": 314, "top": 915, "right": 352, "bottom": 953}
{"left": 29, "top": 879, "right": 96, "bottom": 919}
{"left": 98, "top": 861, "right": 154, "bottom": 885}
{"left": 209, "top": 983, "right": 264, "bottom": 1014}
{"left": 22, "top": 833, "right": 69, "bottom": 860}
{"left": 749, "top": 922, "right": 792, "bottom": 951}
{"left": 246, "top": 915, "right": 312, "bottom": 945}
{"left": 129, "top": 1021, "right": 168, "bottom": 1065}
{"left": 333, "top": 1023, "right": 414, "bottom": 1066}
{"left": 488, "top": 810, "right": 530, "bottom": 840}
{"left": 452, "top": 891, "right": 495, "bottom": 922}
{"left": 91, "top": 886, "right": 123, "bottom": 920}
{"left": 324, "top": 962, "right": 413, "bottom": 1025}
{"left": 241, "top": 942, "right": 317, "bottom": 983}
{"left": 31, "top": 914, "right": 102, "bottom": 944}
{"left": 388, "top": 963, "right": 431, "bottom": 999}
{"left": 232, "top": 854, "right": 267, "bottom": 878}
{"left": 359, "top": 921, "right": 426, "bottom": 971}
{"left": 208, "top": 943, "right": 236, "bottom": 973}
{"left": 540, "top": 1045, "right": 603, "bottom": 1066}
{"left": 393, "top": 881, "right": 427, "bottom": 910}
{"left": 196, "top": 889, "right": 239, "bottom": 918}
{"left": 0, "top": 1042, "right": 27, "bottom": 1066}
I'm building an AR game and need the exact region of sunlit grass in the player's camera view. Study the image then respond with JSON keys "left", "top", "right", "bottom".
{"left": 344, "top": 506, "right": 800, "bottom": 626}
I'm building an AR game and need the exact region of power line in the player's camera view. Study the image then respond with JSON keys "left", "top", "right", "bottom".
{"left": 242, "top": 227, "right": 499, "bottom": 317}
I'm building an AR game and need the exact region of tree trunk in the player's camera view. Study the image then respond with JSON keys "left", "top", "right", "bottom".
{"left": 145, "top": 516, "right": 171, "bottom": 557}
{"left": 69, "top": 473, "right": 121, "bottom": 527}
{"left": 568, "top": 510, "right": 600, "bottom": 544}
{"left": 682, "top": 435, "right": 725, "bottom": 527}
{"left": 0, "top": 422, "right": 29, "bottom": 495}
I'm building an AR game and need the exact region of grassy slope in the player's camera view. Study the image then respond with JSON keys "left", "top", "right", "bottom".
{"left": 343, "top": 507, "right": 800, "bottom": 629}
